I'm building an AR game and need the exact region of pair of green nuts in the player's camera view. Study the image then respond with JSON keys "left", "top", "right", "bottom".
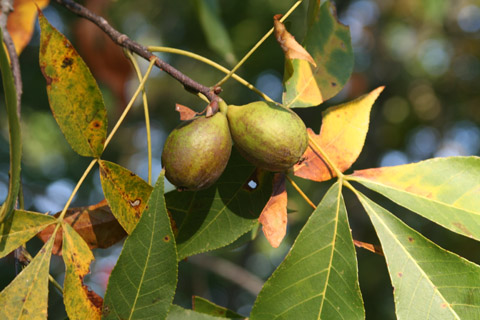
{"left": 161, "top": 100, "right": 308, "bottom": 191}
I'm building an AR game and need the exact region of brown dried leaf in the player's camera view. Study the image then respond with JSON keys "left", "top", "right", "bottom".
{"left": 258, "top": 173, "right": 287, "bottom": 248}
{"left": 274, "top": 14, "right": 316, "bottom": 67}
{"left": 37, "top": 202, "right": 127, "bottom": 255}
{"left": 175, "top": 103, "right": 198, "bottom": 121}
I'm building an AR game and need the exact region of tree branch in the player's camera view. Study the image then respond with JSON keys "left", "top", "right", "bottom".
{"left": 54, "top": 0, "right": 218, "bottom": 105}
{"left": 0, "top": 0, "right": 22, "bottom": 116}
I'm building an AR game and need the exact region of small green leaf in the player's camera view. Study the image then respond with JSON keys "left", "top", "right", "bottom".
{"left": 0, "top": 210, "right": 55, "bottom": 259}
{"left": 38, "top": 11, "right": 107, "bottom": 158}
{"left": 250, "top": 182, "right": 364, "bottom": 319}
{"left": 351, "top": 156, "right": 480, "bottom": 241}
{"left": 102, "top": 170, "right": 177, "bottom": 320}
{"left": 167, "top": 305, "right": 227, "bottom": 320}
{"left": 358, "top": 193, "right": 480, "bottom": 319}
{"left": 283, "top": 1, "right": 353, "bottom": 108}
{"left": 193, "top": 296, "right": 243, "bottom": 319}
{"left": 166, "top": 149, "right": 273, "bottom": 260}
{"left": 99, "top": 160, "right": 153, "bottom": 234}
{"left": 62, "top": 223, "right": 102, "bottom": 320}
{"left": 0, "top": 27, "right": 22, "bottom": 222}
{"left": 0, "top": 227, "right": 57, "bottom": 320}
{"left": 194, "top": 0, "right": 236, "bottom": 65}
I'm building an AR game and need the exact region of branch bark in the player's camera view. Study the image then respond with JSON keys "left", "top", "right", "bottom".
{"left": 55, "top": 0, "right": 218, "bottom": 105}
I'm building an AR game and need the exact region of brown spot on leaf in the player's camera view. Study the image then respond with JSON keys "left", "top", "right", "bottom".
{"left": 163, "top": 235, "right": 171, "bottom": 242}
{"left": 39, "top": 64, "right": 53, "bottom": 86}
{"left": 452, "top": 222, "right": 472, "bottom": 237}
{"left": 441, "top": 303, "right": 448, "bottom": 308}
{"left": 92, "top": 121, "right": 101, "bottom": 128}
{"left": 408, "top": 237, "right": 414, "bottom": 242}
{"left": 61, "top": 57, "right": 74, "bottom": 68}
{"left": 331, "top": 82, "right": 337, "bottom": 87}
{"left": 398, "top": 272, "right": 403, "bottom": 277}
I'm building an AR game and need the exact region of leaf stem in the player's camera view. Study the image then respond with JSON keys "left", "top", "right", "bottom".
{"left": 103, "top": 57, "right": 157, "bottom": 151}
{"left": 125, "top": 50, "right": 153, "bottom": 185}
{"left": 286, "top": 175, "right": 316, "bottom": 209}
{"left": 57, "top": 159, "right": 98, "bottom": 221}
{"left": 0, "top": 27, "right": 22, "bottom": 223}
{"left": 147, "top": 46, "right": 274, "bottom": 102}
{"left": 214, "top": 0, "right": 304, "bottom": 88}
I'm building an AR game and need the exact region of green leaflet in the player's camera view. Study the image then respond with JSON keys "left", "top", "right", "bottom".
{"left": 351, "top": 157, "right": 480, "bottom": 241}
{"left": 166, "top": 149, "right": 273, "bottom": 260}
{"left": 102, "top": 171, "right": 177, "bottom": 319}
{"left": 250, "top": 182, "right": 364, "bottom": 319}
{"left": 358, "top": 193, "right": 480, "bottom": 319}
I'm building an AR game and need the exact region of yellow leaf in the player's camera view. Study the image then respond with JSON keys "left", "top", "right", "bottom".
{"left": 7, "top": 0, "right": 50, "bottom": 54}
{"left": 294, "top": 86, "right": 384, "bottom": 182}
{"left": 99, "top": 160, "right": 153, "bottom": 234}
{"left": 0, "top": 227, "right": 57, "bottom": 320}
{"left": 62, "top": 223, "right": 102, "bottom": 320}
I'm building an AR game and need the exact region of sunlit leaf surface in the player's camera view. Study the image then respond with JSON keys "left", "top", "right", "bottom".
{"left": 258, "top": 173, "right": 287, "bottom": 248}
{"left": 358, "top": 193, "right": 480, "bottom": 319}
{"left": 7, "top": 0, "right": 49, "bottom": 54}
{"left": 0, "top": 228, "right": 57, "bottom": 320}
{"left": 351, "top": 156, "right": 480, "bottom": 241}
{"left": 99, "top": 160, "right": 153, "bottom": 234}
{"left": 0, "top": 210, "right": 55, "bottom": 259}
{"left": 102, "top": 171, "right": 177, "bottom": 319}
{"left": 251, "top": 182, "right": 364, "bottom": 319}
{"left": 283, "top": 1, "right": 353, "bottom": 108}
{"left": 294, "top": 87, "right": 383, "bottom": 182}
{"left": 62, "top": 223, "right": 102, "bottom": 320}
{"left": 38, "top": 11, "right": 107, "bottom": 157}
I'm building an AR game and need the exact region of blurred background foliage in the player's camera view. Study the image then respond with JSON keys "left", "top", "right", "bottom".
{"left": 1, "top": 0, "right": 479, "bottom": 318}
